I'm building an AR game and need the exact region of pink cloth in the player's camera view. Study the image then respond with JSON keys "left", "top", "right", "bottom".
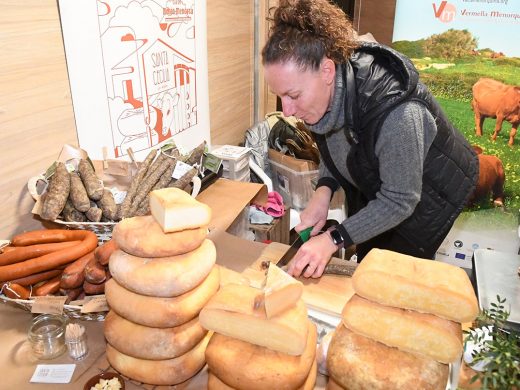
{"left": 256, "top": 191, "right": 285, "bottom": 217}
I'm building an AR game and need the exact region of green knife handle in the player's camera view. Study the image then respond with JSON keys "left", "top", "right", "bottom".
{"left": 299, "top": 226, "right": 313, "bottom": 242}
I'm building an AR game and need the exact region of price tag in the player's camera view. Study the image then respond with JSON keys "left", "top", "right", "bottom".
{"left": 203, "top": 153, "right": 222, "bottom": 174}
{"left": 172, "top": 161, "right": 194, "bottom": 180}
{"left": 30, "top": 364, "right": 76, "bottom": 384}
{"left": 161, "top": 140, "right": 177, "bottom": 153}
{"left": 43, "top": 161, "right": 58, "bottom": 180}
{"left": 81, "top": 295, "right": 109, "bottom": 313}
{"left": 31, "top": 296, "right": 67, "bottom": 315}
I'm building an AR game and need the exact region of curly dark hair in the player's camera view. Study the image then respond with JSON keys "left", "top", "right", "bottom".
{"left": 262, "top": 0, "right": 359, "bottom": 70}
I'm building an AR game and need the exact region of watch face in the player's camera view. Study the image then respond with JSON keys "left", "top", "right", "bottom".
{"left": 330, "top": 229, "right": 343, "bottom": 245}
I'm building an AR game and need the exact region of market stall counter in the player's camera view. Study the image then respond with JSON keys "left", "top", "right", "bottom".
{"left": 0, "top": 229, "right": 343, "bottom": 389}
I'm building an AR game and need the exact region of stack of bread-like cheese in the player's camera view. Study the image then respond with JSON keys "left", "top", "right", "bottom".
{"left": 327, "top": 248, "right": 479, "bottom": 390}
{"left": 200, "top": 262, "right": 318, "bottom": 390}
{"left": 104, "top": 188, "right": 218, "bottom": 386}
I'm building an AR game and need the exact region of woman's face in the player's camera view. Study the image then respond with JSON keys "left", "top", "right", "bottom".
{"left": 264, "top": 59, "right": 335, "bottom": 125}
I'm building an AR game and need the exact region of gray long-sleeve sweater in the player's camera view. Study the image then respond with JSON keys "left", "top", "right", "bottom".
{"left": 309, "top": 65, "right": 437, "bottom": 245}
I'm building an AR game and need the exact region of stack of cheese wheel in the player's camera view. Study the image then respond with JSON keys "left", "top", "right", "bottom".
{"left": 327, "top": 249, "right": 480, "bottom": 390}
{"left": 200, "top": 263, "right": 318, "bottom": 390}
{"left": 104, "top": 188, "right": 218, "bottom": 386}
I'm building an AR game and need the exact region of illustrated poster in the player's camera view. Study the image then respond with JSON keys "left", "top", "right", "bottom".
{"left": 392, "top": 0, "right": 520, "bottom": 267}
{"left": 58, "top": 0, "right": 210, "bottom": 161}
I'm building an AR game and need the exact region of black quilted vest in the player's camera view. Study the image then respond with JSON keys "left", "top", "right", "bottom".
{"left": 315, "top": 43, "right": 478, "bottom": 252}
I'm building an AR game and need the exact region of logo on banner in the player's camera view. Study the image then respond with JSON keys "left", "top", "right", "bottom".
{"left": 433, "top": 1, "right": 456, "bottom": 23}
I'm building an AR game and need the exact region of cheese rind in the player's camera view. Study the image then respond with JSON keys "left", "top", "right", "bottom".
{"left": 109, "top": 239, "right": 216, "bottom": 297}
{"left": 263, "top": 262, "right": 303, "bottom": 318}
{"left": 113, "top": 215, "right": 207, "bottom": 257}
{"left": 352, "top": 248, "right": 478, "bottom": 322}
{"left": 205, "top": 321, "right": 317, "bottom": 390}
{"left": 106, "top": 331, "right": 211, "bottom": 385}
{"left": 342, "top": 295, "right": 463, "bottom": 364}
{"left": 150, "top": 187, "right": 212, "bottom": 233}
{"left": 327, "top": 324, "right": 449, "bottom": 390}
{"left": 104, "top": 311, "right": 207, "bottom": 360}
{"left": 208, "top": 360, "right": 318, "bottom": 390}
{"left": 199, "top": 283, "right": 308, "bottom": 355}
{"left": 105, "top": 266, "right": 220, "bottom": 328}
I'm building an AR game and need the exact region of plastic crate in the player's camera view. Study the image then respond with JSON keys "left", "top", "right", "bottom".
{"left": 269, "top": 158, "right": 319, "bottom": 210}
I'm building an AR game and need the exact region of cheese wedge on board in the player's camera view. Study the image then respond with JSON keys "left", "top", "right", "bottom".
{"left": 263, "top": 262, "right": 303, "bottom": 318}
{"left": 199, "top": 283, "right": 308, "bottom": 355}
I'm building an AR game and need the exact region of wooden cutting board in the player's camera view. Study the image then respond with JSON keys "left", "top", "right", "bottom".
{"left": 246, "top": 242, "right": 355, "bottom": 318}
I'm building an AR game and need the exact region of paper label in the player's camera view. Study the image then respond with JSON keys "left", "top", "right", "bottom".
{"left": 111, "top": 188, "right": 126, "bottom": 205}
{"left": 30, "top": 364, "right": 76, "bottom": 384}
{"left": 31, "top": 296, "right": 67, "bottom": 315}
{"left": 172, "top": 161, "right": 194, "bottom": 180}
{"left": 44, "top": 161, "right": 58, "bottom": 180}
{"left": 161, "top": 140, "right": 177, "bottom": 153}
{"left": 203, "top": 153, "right": 222, "bottom": 174}
{"left": 81, "top": 295, "right": 109, "bottom": 313}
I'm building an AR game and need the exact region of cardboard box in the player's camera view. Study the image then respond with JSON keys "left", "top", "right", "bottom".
{"left": 435, "top": 209, "right": 520, "bottom": 270}
{"left": 268, "top": 149, "right": 319, "bottom": 211}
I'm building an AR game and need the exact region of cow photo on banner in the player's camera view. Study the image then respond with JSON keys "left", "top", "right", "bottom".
{"left": 392, "top": 0, "right": 520, "bottom": 268}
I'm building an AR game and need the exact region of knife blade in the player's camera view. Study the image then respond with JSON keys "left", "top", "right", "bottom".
{"left": 276, "top": 227, "right": 313, "bottom": 268}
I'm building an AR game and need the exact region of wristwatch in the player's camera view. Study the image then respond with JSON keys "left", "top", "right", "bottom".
{"left": 328, "top": 228, "right": 344, "bottom": 247}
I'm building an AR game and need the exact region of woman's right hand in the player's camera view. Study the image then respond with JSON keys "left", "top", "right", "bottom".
{"left": 295, "top": 186, "right": 332, "bottom": 236}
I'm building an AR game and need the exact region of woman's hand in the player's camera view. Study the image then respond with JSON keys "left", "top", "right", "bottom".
{"left": 287, "top": 231, "right": 338, "bottom": 278}
{"left": 295, "top": 186, "right": 332, "bottom": 236}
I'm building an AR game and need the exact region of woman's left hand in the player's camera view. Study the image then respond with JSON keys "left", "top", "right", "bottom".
{"left": 287, "top": 232, "right": 338, "bottom": 278}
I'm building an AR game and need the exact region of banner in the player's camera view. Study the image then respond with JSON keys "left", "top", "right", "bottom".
{"left": 393, "top": 0, "right": 520, "bottom": 268}
{"left": 58, "top": 0, "right": 210, "bottom": 161}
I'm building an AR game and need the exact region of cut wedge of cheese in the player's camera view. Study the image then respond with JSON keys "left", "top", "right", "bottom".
{"left": 263, "top": 262, "right": 303, "bottom": 319}
{"left": 150, "top": 187, "right": 212, "bottom": 233}
{"left": 199, "top": 283, "right": 308, "bottom": 355}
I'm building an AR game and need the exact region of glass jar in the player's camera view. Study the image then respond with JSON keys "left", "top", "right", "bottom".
{"left": 27, "top": 314, "right": 67, "bottom": 359}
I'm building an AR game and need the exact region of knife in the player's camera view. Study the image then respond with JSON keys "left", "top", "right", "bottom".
{"left": 273, "top": 226, "right": 358, "bottom": 276}
{"left": 276, "top": 227, "right": 312, "bottom": 268}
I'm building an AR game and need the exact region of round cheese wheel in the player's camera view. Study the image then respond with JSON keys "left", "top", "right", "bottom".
{"left": 208, "top": 360, "right": 317, "bottom": 390}
{"left": 113, "top": 215, "right": 207, "bottom": 257}
{"left": 327, "top": 324, "right": 449, "bottom": 390}
{"left": 104, "top": 311, "right": 207, "bottom": 360}
{"left": 326, "top": 378, "right": 345, "bottom": 390}
{"left": 105, "top": 266, "right": 220, "bottom": 328}
{"left": 106, "top": 331, "right": 211, "bottom": 386}
{"left": 109, "top": 239, "right": 216, "bottom": 297}
{"left": 205, "top": 321, "right": 317, "bottom": 390}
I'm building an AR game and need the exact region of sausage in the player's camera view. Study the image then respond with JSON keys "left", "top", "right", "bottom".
{"left": 11, "top": 229, "right": 91, "bottom": 247}
{"left": 1, "top": 246, "right": 16, "bottom": 254}
{"left": 0, "top": 230, "right": 98, "bottom": 282}
{"left": 33, "top": 275, "right": 62, "bottom": 296}
{"left": 85, "top": 255, "right": 107, "bottom": 284}
{"left": 10, "top": 269, "right": 63, "bottom": 287}
{"left": 0, "top": 241, "right": 81, "bottom": 266}
{"left": 60, "top": 287, "right": 83, "bottom": 304}
{"left": 83, "top": 280, "right": 105, "bottom": 295}
{"left": 60, "top": 251, "right": 94, "bottom": 289}
{"left": 94, "top": 239, "right": 118, "bottom": 266}
{"left": 1, "top": 282, "right": 31, "bottom": 299}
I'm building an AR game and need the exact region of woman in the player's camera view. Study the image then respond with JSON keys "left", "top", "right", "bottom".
{"left": 262, "top": 0, "right": 478, "bottom": 278}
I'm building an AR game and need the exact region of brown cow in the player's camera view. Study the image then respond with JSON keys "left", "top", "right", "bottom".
{"left": 471, "top": 78, "right": 520, "bottom": 146}
{"left": 468, "top": 146, "right": 505, "bottom": 207}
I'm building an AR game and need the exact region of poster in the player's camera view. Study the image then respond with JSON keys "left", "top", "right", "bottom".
{"left": 58, "top": 0, "right": 210, "bottom": 161}
{"left": 393, "top": 0, "right": 520, "bottom": 268}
